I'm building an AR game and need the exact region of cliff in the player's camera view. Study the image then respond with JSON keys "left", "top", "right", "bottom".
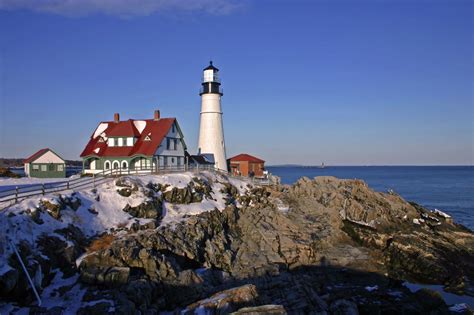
{"left": 0, "top": 172, "right": 473, "bottom": 314}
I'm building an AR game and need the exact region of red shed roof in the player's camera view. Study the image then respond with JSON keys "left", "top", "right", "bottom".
{"left": 228, "top": 154, "right": 265, "bottom": 163}
{"left": 80, "top": 118, "right": 180, "bottom": 158}
{"left": 24, "top": 148, "right": 51, "bottom": 163}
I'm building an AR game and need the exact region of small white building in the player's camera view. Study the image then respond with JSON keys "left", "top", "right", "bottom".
{"left": 24, "top": 148, "right": 66, "bottom": 178}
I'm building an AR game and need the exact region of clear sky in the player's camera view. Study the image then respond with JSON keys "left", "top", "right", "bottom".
{"left": 0, "top": 0, "right": 472, "bottom": 165}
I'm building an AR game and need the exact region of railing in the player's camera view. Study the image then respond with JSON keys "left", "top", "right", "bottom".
{"left": 0, "top": 165, "right": 277, "bottom": 209}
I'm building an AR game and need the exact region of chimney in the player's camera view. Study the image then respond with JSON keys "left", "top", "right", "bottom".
{"left": 114, "top": 113, "right": 120, "bottom": 123}
{"left": 154, "top": 110, "right": 160, "bottom": 121}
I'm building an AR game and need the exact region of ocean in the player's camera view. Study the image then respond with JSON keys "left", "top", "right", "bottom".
{"left": 267, "top": 166, "right": 474, "bottom": 230}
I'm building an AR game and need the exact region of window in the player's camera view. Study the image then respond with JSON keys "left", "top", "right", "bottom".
{"left": 114, "top": 138, "right": 118, "bottom": 146}
{"left": 41, "top": 165, "right": 47, "bottom": 171}
{"left": 166, "top": 138, "right": 171, "bottom": 150}
{"left": 122, "top": 161, "right": 128, "bottom": 169}
{"left": 105, "top": 161, "right": 111, "bottom": 170}
{"left": 57, "top": 164, "right": 64, "bottom": 171}
{"left": 32, "top": 164, "right": 39, "bottom": 170}
{"left": 171, "top": 157, "right": 175, "bottom": 164}
{"left": 172, "top": 124, "right": 176, "bottom": 133}
{"left": 173, "top": 139, "right": 177, "bottom": 150}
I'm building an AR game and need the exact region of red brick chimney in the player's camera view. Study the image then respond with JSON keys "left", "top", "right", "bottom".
{"left": 114, "top": 113, "right": 120, "bottom": 123}
{"left": 154, "top": 110, "right": 160, "bottom": 121}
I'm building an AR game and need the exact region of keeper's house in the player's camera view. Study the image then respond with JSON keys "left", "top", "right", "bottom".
{"left": 24, "top": 148, "right": 66, "bottom": 178}
{"left": 80, "top": 110, "right": 187, "bottom": 174}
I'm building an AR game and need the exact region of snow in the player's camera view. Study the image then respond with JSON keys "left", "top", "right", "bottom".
{"left": 93, "top": 148, "right": 100, "bottom": 154}
{"left": 93, "top": 123, "right": 108, "bottom": 139}
{"left": 133, "top": 120, "right": 147, "bottom": 134}
{"left": 0, "top": 175, "right": 81, "bottom": 193}
{"left": 0, "top": 171, "right": 252, "bottom": 312}
{"left": 449, "top": 303, "right": 470, "bottom": 312}
{"left": 413, "top": 218, "right": 421, "bottom": 225}
{"left": 433, "top": 208, "right": 451, "bottom": 218}
{"left": 159, "top": 179, "right": 231, "bottom": 227}
{"left": 365, "top": 285, "right": 378, "bottom": 292}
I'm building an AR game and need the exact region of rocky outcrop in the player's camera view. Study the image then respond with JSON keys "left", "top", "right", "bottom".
{"left": 122, "top": 197, "right": 162, "bottom": 219}
{"left": 183, "top": 284, "right": 259, "bottom": 314}
{"left": 77, "top": 176, "right": 474, "bottom": 312}
{"left": 2, "top": 175, "right": 473, "bottom": 313}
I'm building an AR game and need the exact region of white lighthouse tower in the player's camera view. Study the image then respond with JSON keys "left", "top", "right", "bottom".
{"left": 198, "top": 61, "right": 227, "bottom": 171}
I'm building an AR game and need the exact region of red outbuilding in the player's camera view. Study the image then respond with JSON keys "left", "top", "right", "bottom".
{"left": 227, "top": 154, "right": 265, "bottom": 177}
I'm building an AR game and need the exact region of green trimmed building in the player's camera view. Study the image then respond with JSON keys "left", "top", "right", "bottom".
{"left": 24, "top": 148, "right": 66, "bottom": 178}
{"left": 80, "top": 111, "right": 187, "bottom": 174}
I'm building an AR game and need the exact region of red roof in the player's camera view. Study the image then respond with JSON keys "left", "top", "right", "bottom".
{"left": 80, "top": 118, "right": 178, "bottom": 158}
{"left": 228, "top": 154, "right": 265, "bottom": 163}
{"left": 24, "top": 148, "right": 51, "bottom": 163}
{"left": 106, "top": 120, "right": 141, "bottom": 137}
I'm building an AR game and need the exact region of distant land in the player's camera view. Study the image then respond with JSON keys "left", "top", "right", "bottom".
{"left": 268, "top": 164, "right": 474, "bottom": 167}
{"left": 0, "top": 158, "right": 82, "bottom": 168}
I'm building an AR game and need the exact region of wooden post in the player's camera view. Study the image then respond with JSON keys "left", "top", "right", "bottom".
{"left": 67, "top": 181, "right": 70, "bottom": 190}
{"left": 41, "top": 184, "right": 45, "bottom": 196}
{"left": 15, "top": 186, "right": 18, "bottom": 203}
{"left": 93, "top": 174, "right": 96, "bottom": 189}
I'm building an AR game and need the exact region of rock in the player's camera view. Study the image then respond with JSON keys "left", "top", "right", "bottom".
{"left": 413, "top": 288, "right": 447, "bottom": 312}
{"left": 88, "top": 207, "right": 99, "bottom": 215}
{"left": 27, "top": 208, "right": 44, "bottom": 224}
{"left": 329, "top": 299, "right": 359, "bottom": 315}
{"left": 117, "top": 187, "right": 133, "bottom": 197}
{"left": 0, "top": 268, "right": 19, "bottom": 295}
{"left": 231, "top": 304, "right": 287, "bottom": 314}
{"left": 183, "top": 284, "right": 259, "bottom": 314}
{"left": 77, "top": 301, "right": 114, "bottom": 315}
{"left": 122, "top": 197, "right": 162, "bottom": 219}
{"left": 5, "top": 174, "right": 474, "bottom": 313}
{"left": 39, "top": 199, "right": 64, "bottom": 219}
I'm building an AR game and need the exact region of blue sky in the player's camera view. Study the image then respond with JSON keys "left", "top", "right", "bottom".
{"left": 0, "top": 0, "right": 472, "bottom": 165}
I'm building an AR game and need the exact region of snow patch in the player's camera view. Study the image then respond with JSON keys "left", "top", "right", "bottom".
{"left": 365, "top": 285, "right": 378, "bottom": 292}
{"left": 433, "top": 208, "right": 451, "bottom": 218}
{"left": 449, "top": 303, "right": 470, "bottom": 312}
{"left": 133, "top": 120, "right": 147, "bottom": 134}
{"left": 93, "top": 123, "right": 108, "bottom": 139}
{"left": 93, "top": 148, "right": 100, "bottom": 154}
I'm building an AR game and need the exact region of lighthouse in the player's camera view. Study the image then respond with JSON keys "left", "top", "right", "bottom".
{"left": 198, "top": 61, "right": 227, "bottom": 171}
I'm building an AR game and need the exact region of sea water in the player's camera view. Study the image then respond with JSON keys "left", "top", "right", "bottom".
{"left": 267, "top": 166, "right": 474, "bottom": 230}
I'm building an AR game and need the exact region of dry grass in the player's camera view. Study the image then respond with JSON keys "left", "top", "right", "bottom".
{"left": 87, "top": 234, "right": 115, "bottom": 253}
